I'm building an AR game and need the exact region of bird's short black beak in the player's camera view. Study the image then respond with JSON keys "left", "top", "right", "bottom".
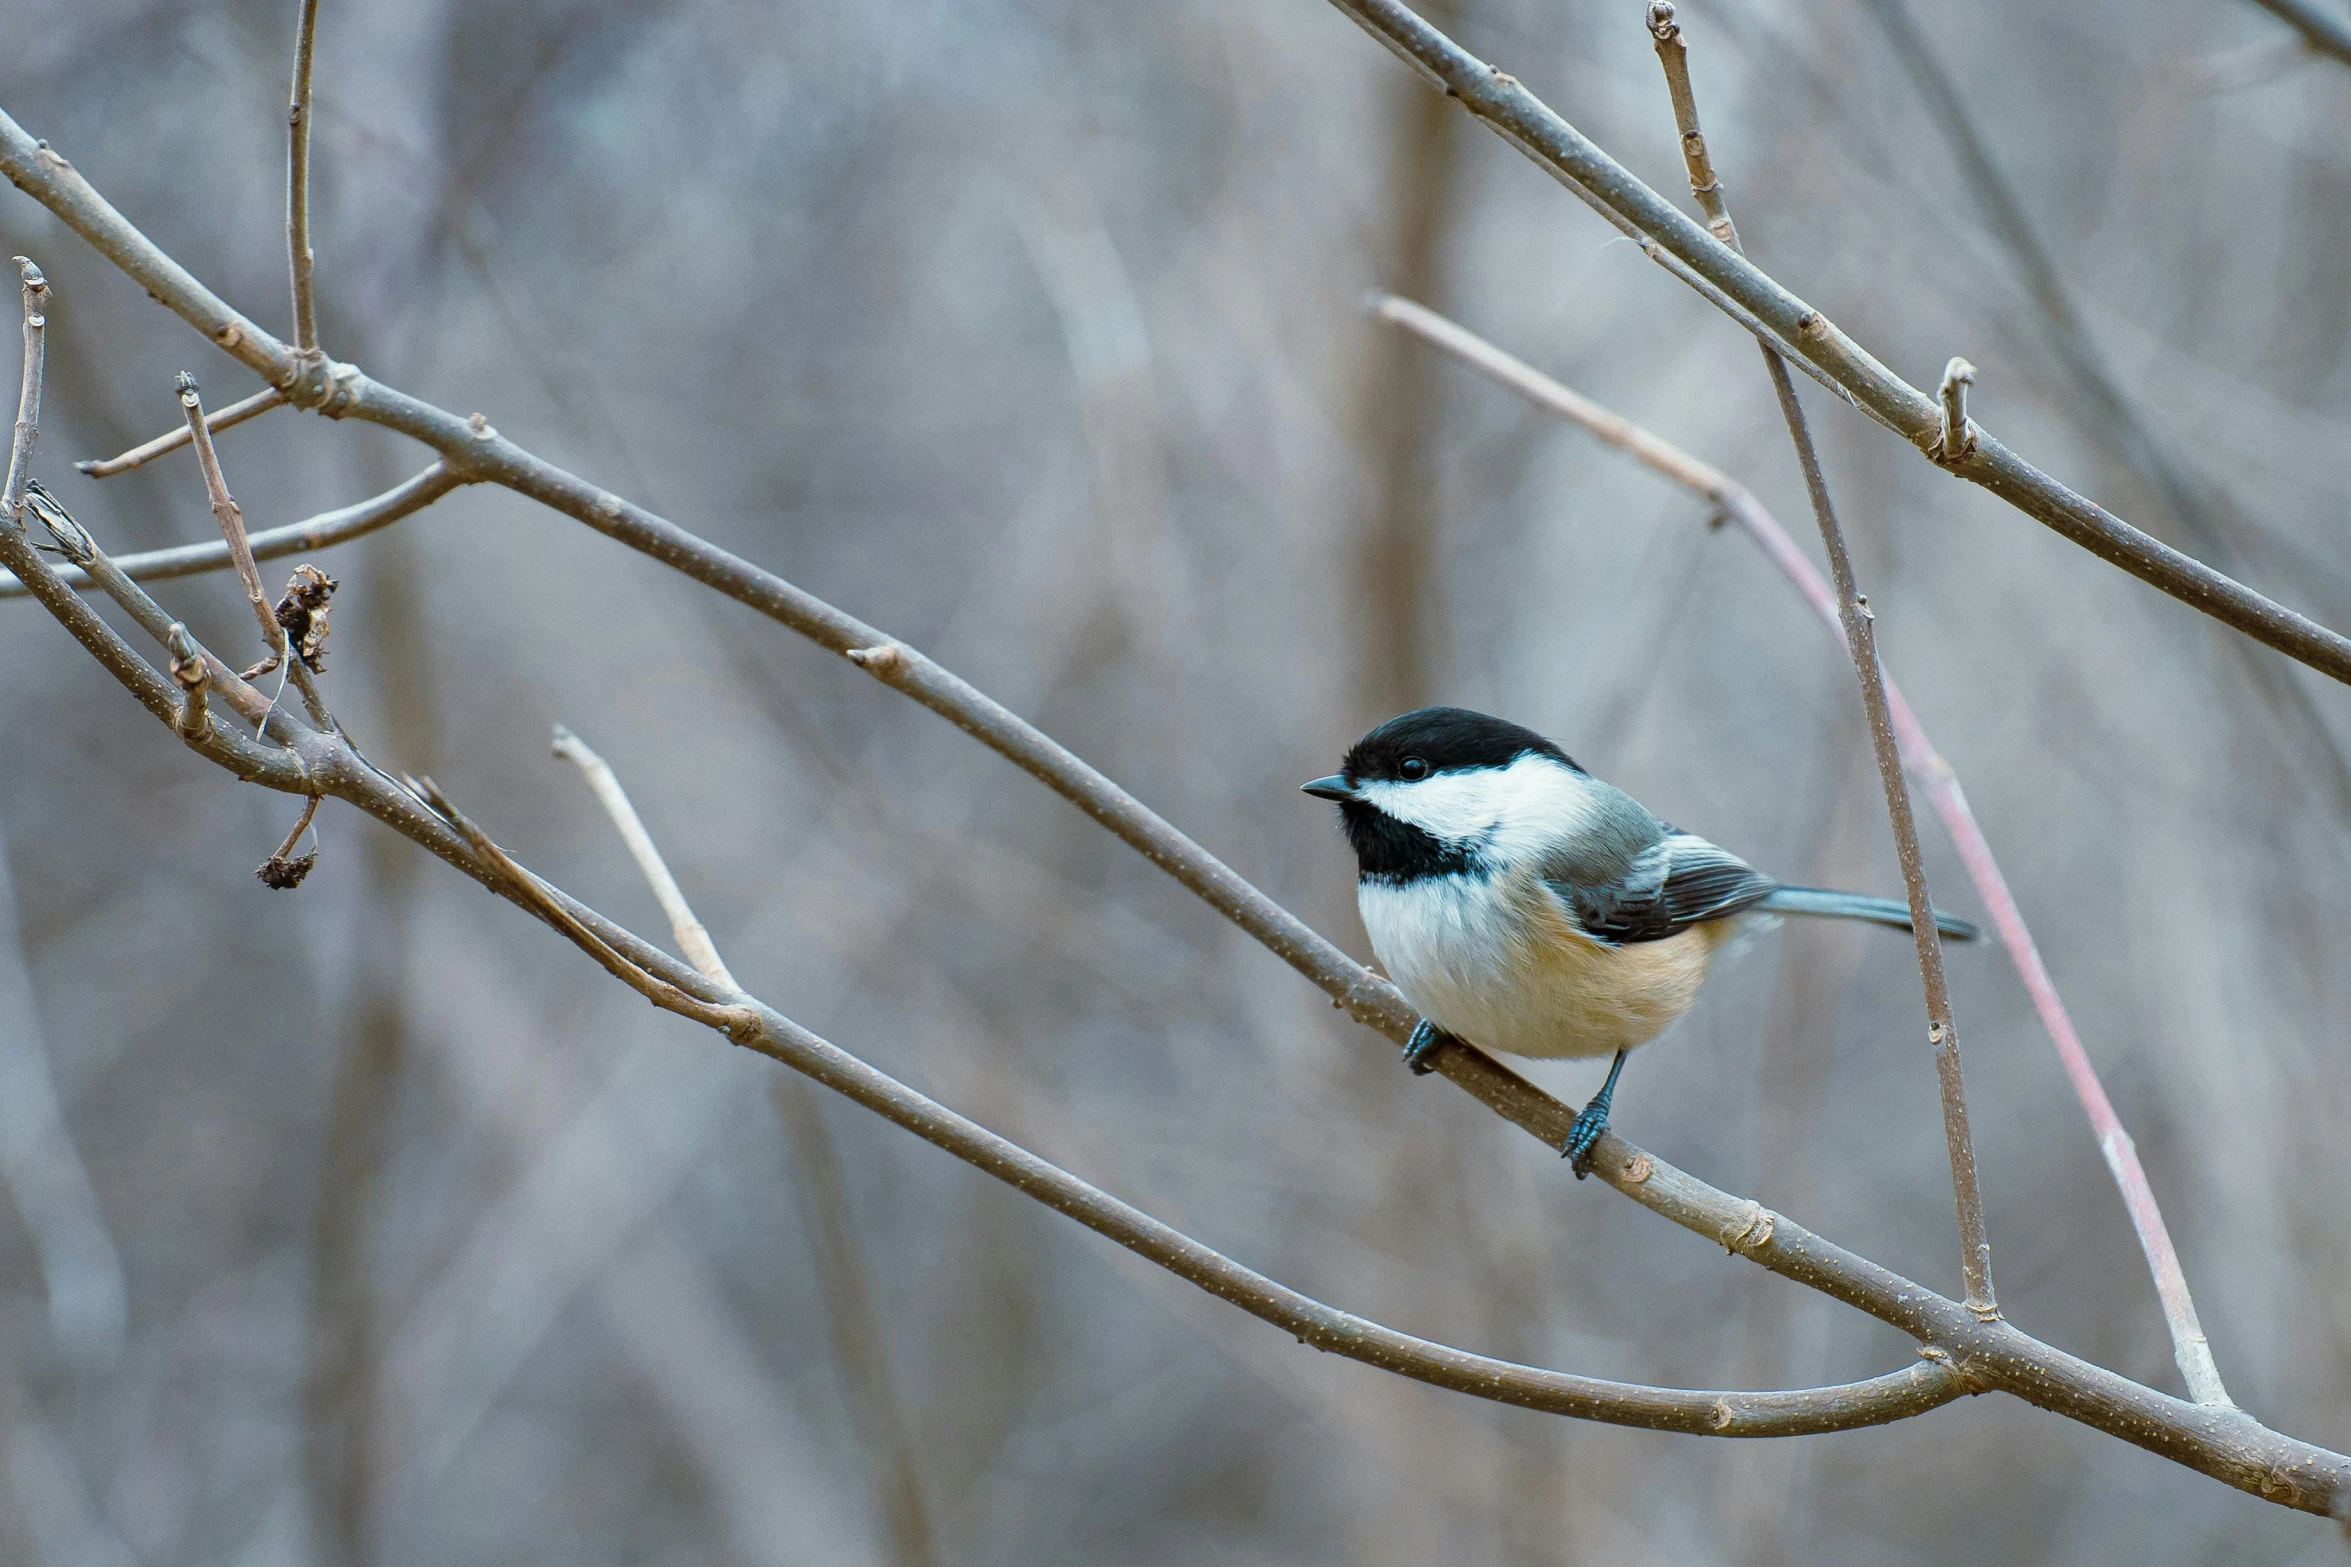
{"left": 1300, "top": 774, "right": 1356, "bottom": 802}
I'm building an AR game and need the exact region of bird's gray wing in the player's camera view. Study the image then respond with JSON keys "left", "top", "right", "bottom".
{"left": 1547, "top": 831, "right": 1778, "bottom": 946}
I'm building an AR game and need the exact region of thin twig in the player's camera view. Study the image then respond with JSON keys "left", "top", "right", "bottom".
{"left": 1369, "top": 293, "right": 2231, "bottom": 1405}
{"left": 178, "top": 372, "right": 284, "bottom": 670}
{"left": 287, "top": 0, "right": 322, "bottom": 354}
{"left": 1649, "top": 2, "right": 1993, "bottom": 1317}
{"left": 414, "top": 777, "right": 755, "bottom": 1037}
{"left": 551, "top": 725, "right": 736, "bottom": 988}
{"left": 3, "top": 256, "right": 43, "bottom": 519}
{"left": 26, "top": 485, "right": 305, "bottom": 748}
{"left": 258, "top": 794, "right": 323, "bottom": 889}
{"left": 1, "top": 463, "right": 464, "bottom": 602}
{"left": 547, "top": 724, "right": 937, "bottom": 1561}
{"left": 74, "top": 384, "right": 287, "bottom": 479}
{"left": 0, "top": 274, "right": 300, "bottom": 784}
{"left": 2242, "top": 0, "right": 2351, "bottom": 70}
{"left": 1307, "top": 0, "right": 2351, "bottom": 684}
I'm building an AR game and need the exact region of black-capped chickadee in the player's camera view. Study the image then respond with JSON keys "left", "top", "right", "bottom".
{"left": 1303, "top": 707, "right": 1977, "bottom": 1174}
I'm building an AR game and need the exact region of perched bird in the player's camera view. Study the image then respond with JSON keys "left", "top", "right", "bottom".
{"left": 1302, "top": 706, "right": 1977, "bottom": 1174}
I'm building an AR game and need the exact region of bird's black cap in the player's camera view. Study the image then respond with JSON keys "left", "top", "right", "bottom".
{"left": 1339, "top": 706, "right": 1575, "bottom": 784}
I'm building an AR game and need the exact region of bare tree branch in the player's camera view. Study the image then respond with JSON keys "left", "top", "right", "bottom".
{"left": 177, "top": 372, "right": 285, "bottom": 672}
{"left": 1313, "top": 0, "right": 2351, "bottom": 685}
{"left": 552, "top": 725, "right": 737, "bottom": 988}
{"left": 73, "top": 384, "right": 287, "bottom": 479}
{"left": 1649, "top": 2, "right": 1992, "bottom": 1317}
{"left": 3, "top": 257, "right": 42, "bottom": 518}
{"left": 1368, "top": 292, "right": 2232, "bottom": 1405}
{"left": 29, "top": 486, "right": 311, "bottom": 768}
{"left": 0, "top": 463, "right": 464, "bottom": 601}
{"left": 287, "top": 0, "right": 322, "bottom": 355}
{"left": 1, "top": 462, "right": 1969, "bottom": 1444}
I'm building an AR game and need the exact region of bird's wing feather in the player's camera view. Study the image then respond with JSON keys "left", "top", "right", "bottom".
{"left": 1547, "top": 832, "right": 1777, "bottom": 946}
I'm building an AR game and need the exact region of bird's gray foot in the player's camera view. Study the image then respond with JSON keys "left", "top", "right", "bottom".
{"left": 1401, "top": 1019, "right": 1452, "bottom": 1075}
{"left": 1563, "top": 1104, "right": 1610, "bottom": 1178}
{"left": 1561, "top": 1048, "right": 1630, "bottom": 1180}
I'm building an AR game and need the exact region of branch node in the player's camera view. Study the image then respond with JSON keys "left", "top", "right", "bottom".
{"left": 846, "top": 642, "right": 907, "bottom": 677}
{"left": 22, "top": 480, "right": 90, "bottom": 564}
{"left": 165, "top": 622, "right": 209, "bottom": 740}
{"left": 1935, "top": 357, "right": 1977, "bottom": 464}
{"left": 1720, "top": 1201, "right": 1776, "bottom": 1255}
{"left": 1647, "top": 2, "right": 1679, "bottom": 42}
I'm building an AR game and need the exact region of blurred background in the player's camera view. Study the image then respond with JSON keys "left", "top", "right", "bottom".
{"left": 0, "top": 0, "right": 2347, "bottom": 1561}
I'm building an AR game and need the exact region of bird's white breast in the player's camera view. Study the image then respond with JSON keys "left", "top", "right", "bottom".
{"left": 1358, "top": 869, "right": 1728, "bottom": 1060}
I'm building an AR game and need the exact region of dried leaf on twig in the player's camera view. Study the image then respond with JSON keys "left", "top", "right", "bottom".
{"left": 273, "top": 562, "right": 336, "bottom": 672}
{"left": 255, "top": 850, "right": 318, "bottom": 889}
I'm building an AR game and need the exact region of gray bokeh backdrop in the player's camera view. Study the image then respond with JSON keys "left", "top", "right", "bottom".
{"left": 1, "top": 0, "right": 2348, "bottom": 1562}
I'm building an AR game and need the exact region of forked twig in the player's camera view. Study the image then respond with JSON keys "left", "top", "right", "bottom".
{"left": 413, "top": 776, "right": 755, "bottom": 1037}
{"left": 552, "top": 725, "right": 736, "bottom": 987}
{"left": 1369, "top": 293, "right": 2231, "bottom": 1405}
{"left": 76, "top": 384, "right": 288, "bottom": 479}
{"left": 1649, "top": 1, "right": 1992, "bottom": 1317}
{"left": 177, "top": 372, "right": 285, "bottom": 673}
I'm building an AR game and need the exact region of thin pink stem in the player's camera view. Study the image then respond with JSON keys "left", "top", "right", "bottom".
{"left": 1719, "top": 491, "right": 2226, "bottom": 1405}
{"left": 1368, "top": 296, "right": 2227, "bottom": 1404}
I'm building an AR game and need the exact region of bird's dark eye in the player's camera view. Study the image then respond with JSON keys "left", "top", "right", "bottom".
{"left": 1400, "top": 757, "right": 1430, "bottom": 781}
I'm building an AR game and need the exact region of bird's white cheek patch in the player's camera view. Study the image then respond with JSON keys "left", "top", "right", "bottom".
{"left": 1354, "top": 754, "right": 1602, "bottom": 851}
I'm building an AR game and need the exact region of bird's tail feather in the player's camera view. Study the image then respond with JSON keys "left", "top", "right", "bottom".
{"left": 1756, "top": 886, "right": 1979, "bottom": 941}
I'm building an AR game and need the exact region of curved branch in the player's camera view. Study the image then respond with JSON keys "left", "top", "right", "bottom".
{"left": 1, "top": 496, "right": 1965, "bottom": 1438}
{"left": 0, "top": 464, "right": 464, "bottom": 600}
